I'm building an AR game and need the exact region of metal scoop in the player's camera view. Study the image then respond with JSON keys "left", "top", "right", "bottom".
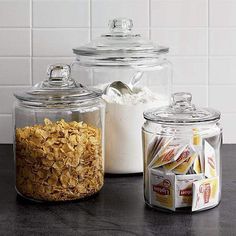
{"left": 104, "top": 81, "right": 132, "bottom": 97}
{"left": 104, "top": 71, "right": 143, "bottom": 96}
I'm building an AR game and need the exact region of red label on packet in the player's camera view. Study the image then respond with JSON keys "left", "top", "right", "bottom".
{"left": 163, "top": 145, "right": 189, "bottom": 171}
{"left": 149, "top": 168, "right": 175, "bottom": 211}
{"left": 153, "top": 179, "right": 171, "bottom": 196}
{"left": 180, "top": 188, "right": 192, "bottom": 197}
{"left": 150, "top": 142, "right": 187, "bottom": 169}
{"left": 192, "top": 177, "right": 219, "bottom": 212}
{"left": 175, "top": 174, "right": 204, "bottom": 208}
{"left": 203, "top": 183, "right": 211, "bottom": 204}
{"left": 173, "top": 145, "right": 197, "bottom": 175}
{"left": 204, "top": 140, "right": 217, "bottom": 178}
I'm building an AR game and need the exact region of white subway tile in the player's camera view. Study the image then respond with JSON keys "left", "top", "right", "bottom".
{"left": 0, "top": 86, "right": 30, "bottom": 114}
{"left": 151, "top": 29, "right": 208, "bottom": 56}
{"left": 0, "top": 115, "right": 13, "bottom": 143}
{"left": 221, "top": 113, "right": 236, "bottom": 144}
{"left": 0, "top": 0, "right": 30, "bottom": 27}
{"left": 209, "top": 57, "right": 236, "bottom": 85}
{"left": 210, "top": 29, "right": 236, "bottom": 56}
{"left": 91, "top": 0, "right": 149, "bottom": 28}
{"left": 210, "top": 0, "right": 236, "bottom": 27}
{"left": 151, "top": 0, "right": 207, "bottom": 27}
{"left": 172, "top": 85, "right": 208, "bottom": 107}
{"left": 0, "top": 58, "right": 31, "bottom": 85}
{"left": 33, "top": 0, "right": 89, "bottom": 27}
{"left": 91, "top": 28, "right": 149, "bottom": 40}
{"left": 32, "top": 29, "right": 89, "bottom": 57}
{"left": 32, "top": 57, "right": 73, "bottom": 84}
{"left": 0, "top": 29, "right": 30, "bottom": 56}
{"left": 209, "top": 86, "right": 236, "bottom": 113}
{"left": 0, "top": 0, "right": 235, "bottom": 144}
{"left": 169, "top": 56, "right": 208, "bottom": 85}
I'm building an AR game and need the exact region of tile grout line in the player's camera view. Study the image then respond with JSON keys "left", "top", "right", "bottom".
{"left": 207, "top": 0, "right": 210, "bottom": 107}
{"left": 89, "top": 0, "right": 92, "bottom": 41}
{"left": 7, "top": 26, "right": 236, "bottom": 30}
{"left": 89, "top": 0, "right": 94, "bottom": 85}
{"left": 148, "top": 0, "right": 151, "bottom": 40}
{"left": 30, "top": 0, "right": 33, "bottom": 86}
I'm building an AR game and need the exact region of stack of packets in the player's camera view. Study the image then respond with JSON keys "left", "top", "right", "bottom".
{"left": 148, "top": 132, "right": 220, "bottom": 212}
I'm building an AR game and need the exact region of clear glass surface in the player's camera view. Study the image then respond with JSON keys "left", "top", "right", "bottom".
{"left": 73, "top": 18, "right": 169, "bottom": 66}
{"left": 142, "top": 119, "right": 222, "bottom": 212}
{"left": 13, "top": 64, "right": 105, "bottom": 201}
{"left": 144, "top": 92, "right": 221, "bottom": 124}
{"left": 71, "top": 19, "right": 172, "bottom": 174}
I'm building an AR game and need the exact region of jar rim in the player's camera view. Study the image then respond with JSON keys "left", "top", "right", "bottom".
{"left": 14, "top": 64, "right": 103, "bottom": 104}
{"left": 144, "top": 92, "right": 221, "bottom": 124}
{"left": 73, "top": 18, "right": 169, "bottom": 66}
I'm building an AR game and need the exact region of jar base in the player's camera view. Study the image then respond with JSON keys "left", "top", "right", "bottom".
{"left": 105, "top": 170, "right": 143, "bottom": 175}
{"left": 145, "top": 200, "right": 220, "bottom": 213}
{"left": 105, "top": 172, "right": 143, "bottom": 177}
{"left": 15, "top": 186, "right": 102, "bottom": 203}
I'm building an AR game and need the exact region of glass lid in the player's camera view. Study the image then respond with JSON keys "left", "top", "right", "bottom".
{"left": 73, "top": 18, "right": 169, "bottom": 66}
{"left": 14, "top": 64, "right": 102, "bottom": 104}
{"left": 144, "top": 92, "right": 221, "bottom": 124}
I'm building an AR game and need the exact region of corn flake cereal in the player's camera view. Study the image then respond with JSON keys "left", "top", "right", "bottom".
{"left": 15, "top": 118, "right": 103, "bottom": 201}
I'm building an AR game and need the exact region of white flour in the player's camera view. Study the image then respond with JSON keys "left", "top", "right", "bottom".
{"left": 100, "top": 85, "right": 168, "bottom": 174}
{"left": 102, "top": 87, "right": 160, "bottom": 105}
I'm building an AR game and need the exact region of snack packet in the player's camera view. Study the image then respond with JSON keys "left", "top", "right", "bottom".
{"left": 192, "top": 128, "right": 204, "bottom": 173}
{"left": 147, "top": 137, "right": 167, "bottom": 165}
{"left": 149, "top": 168, "right": 175, "bottom": 211}
{"left": 163, "top": 145, "right": 190, "bottom": 171}
{"left": 175, "top": 174, "right": 204, "bottom": 208}
{"left": 192, "top": 176, "right": 219, "bottom": 212}
{"left": 149, "top": 140, "right": 186, "bottom": 169}
{"left": 193, "top": 155, "right": 202, "bottom": 174}
{"left": 173, "top": 145, "right": 197, "bottom": 175}
{"left": 147, "top": 136, "right": 159, "bottom": 165}
{"left": 204, "top": 140, "right": 217, "bottom": 178}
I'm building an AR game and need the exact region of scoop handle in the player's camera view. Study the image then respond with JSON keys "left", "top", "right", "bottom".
{"left": 129, "top": 71, "right": 143, "bottom": 89}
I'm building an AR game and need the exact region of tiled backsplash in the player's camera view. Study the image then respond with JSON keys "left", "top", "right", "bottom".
{"left": 0, "top": 0, "right": 234, "bottom": 143}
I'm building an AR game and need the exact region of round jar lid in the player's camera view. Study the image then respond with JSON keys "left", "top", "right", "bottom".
{"left": 73, "top": 18, "right": 169, "bottom": 66}
{"left": 144, "top": 92, "right": 221, "bottom": 124}
{"left": 14, "top": 64, "right": 102, "bottom": 104}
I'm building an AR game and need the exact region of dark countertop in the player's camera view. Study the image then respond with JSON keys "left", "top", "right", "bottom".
{"left": 0, "top": 144, "right": 236, "bottom": 236}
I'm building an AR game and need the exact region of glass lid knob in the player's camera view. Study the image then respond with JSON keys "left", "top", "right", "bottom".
{"left": 109, "top": 18, "right": 133, "bottom": 33}
{"left": 44, "top": 64, "right": 72, "bottom": 87}
{"left": 171, "top": 92, "right": 195, "bottom": 111}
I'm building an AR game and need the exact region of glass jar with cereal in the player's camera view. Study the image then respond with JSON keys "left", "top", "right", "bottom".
{"left": 13, "top": 64, "right": 105, "bottom": 202}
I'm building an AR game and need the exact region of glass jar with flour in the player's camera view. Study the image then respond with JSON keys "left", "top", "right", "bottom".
{"left": 72, "top": 18, "right": 172, "bottom": 174}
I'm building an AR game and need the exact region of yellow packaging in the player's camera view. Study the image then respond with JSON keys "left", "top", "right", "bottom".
{"left": 204, "top": 140, "right": 217, "bottom": 178}
{"left": 175, "top": 174, "right": 204, "bottom": 208}
{"left": 193, "top": 130, "right": 201, "bottom": 146}
{"left": 192, "top": 128, "right": 204, "bottom": 173}
{"left": 163, "top": 145, "right": 190, "bottom": 171}
{"left": 147, "top": 137, "right": 168, "bottom": 165}
{"left": 193, "top": 156, "right": 202, "bottom": 174}
{"left": 192, "top": 176, "right": 219, "bottom": 212}
{"left": 150, "top": 143, "right": 186, "bottom": 169}
{"left": 173, "top": 146, "right": 197, "bottom": 175}
{"left": 149, "top": 168, "right": 175, "bottom": 211}
{"left": 147, "top": 136, "right": 159, "bottom": 165}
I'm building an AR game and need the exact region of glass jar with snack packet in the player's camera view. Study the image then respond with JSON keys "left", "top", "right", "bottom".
{"left": 142, "top": 92, "right": 222, "bottom": 212}
{"left": 72, "top": 17, "right": 172, "bottom": 174}
{"left": 13, "top": 64, "right": 105, "bottom": 202}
